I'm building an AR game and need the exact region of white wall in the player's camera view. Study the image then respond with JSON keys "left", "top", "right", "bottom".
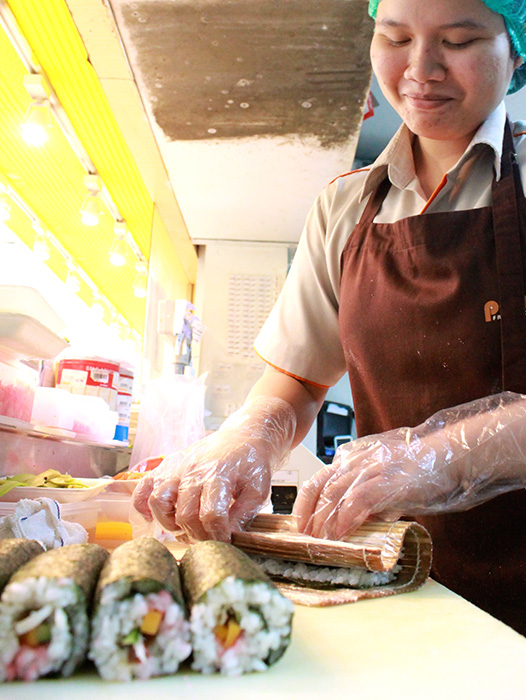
{"left": 194, "top": 240, "right": 290, "bottom": 430}
{"left": 194, "top": 237, "right": 355, "bottom": 457}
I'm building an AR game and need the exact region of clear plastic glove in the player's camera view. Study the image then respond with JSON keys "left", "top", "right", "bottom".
{"left": 294, "top": 392, "right": 526, "bottom": 540}
{"left": 132, "top": 396, "right": 296, "bottom": 542}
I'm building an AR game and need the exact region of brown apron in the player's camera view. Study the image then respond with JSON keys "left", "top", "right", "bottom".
{"left": 339, "top": 120, "right": 526, "bottom": 634}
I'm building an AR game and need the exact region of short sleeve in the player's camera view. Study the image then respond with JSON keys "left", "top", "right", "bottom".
{"left": 254, "top": 184, "right": 350, "bottom": 387}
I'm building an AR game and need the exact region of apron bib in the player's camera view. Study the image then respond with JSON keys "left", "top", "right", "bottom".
{"left": 339, "top": 121, "right": 526, "bottom": 633}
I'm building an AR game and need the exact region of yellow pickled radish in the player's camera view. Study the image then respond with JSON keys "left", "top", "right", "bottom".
{"left": 140, "top": 610, "right": 163, "bottom": 636}
{"left": 214, "top": 623, "right": 228, "bottom": 645}
{"left": 214, "top": 619, "right": 242, "bottom": 648}
{"left": 19, "top": 629, "right": 41, "bottom": 647}
{"left": 224, "top": 619, "right": 242, "bottom": 648}
{"left": 19, "top": 623, "right": 51, "bottom": 647}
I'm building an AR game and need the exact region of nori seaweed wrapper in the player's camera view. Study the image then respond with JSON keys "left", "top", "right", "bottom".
{"left": 0, "top": 539, "right": 44, "bottom": 594}
{"left": 5, "top": 543, "right": 109, "bottom": 677}
{"left": 9, "top": 543, "right": 109, "bottom": 604}
{"left": 180, "top": 540, "right": 276, "bottom": 608}
{"left": 95, "top": 537, "right": 185, "bottom": 607}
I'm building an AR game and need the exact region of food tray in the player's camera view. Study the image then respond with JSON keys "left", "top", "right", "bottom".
{"left": 0, "top": 477, "right": 110, "bottom": 503}
{"left": 0, "top": 313, "right": 68, "bottom": 359}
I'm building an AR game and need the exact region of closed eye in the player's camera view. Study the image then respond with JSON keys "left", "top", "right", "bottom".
{"left": 444, "top": 39, "right": 476, "bottom": 48}
{"left": 385, "top": 38, "right": 411, "bottom": 47}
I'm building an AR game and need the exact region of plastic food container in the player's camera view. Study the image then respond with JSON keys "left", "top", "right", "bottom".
{"left": 93, "top": 492, "right": 133, "bottom": 547}
{"left": 0, "top": 285, "right": 66, "bottom": 338}
{"left": 0, "top": 313, "right": 68, "bottom": 360}
{"left": 0, "top": 354, "right": 37, "bottom": 422}
{"left": 69, "top": 394, "right": 118, "bottom": 442}
{"left": 0, "top": 422, "right": 131, "bottom": 479}
{"left": 31, "top": 387, "right": 75, "bottom": 431}
{"left": 0, "top": 500, "right": 100, "bottom": 543}
{"left": 31, "top": 388, "right": 118, "bottom": 442}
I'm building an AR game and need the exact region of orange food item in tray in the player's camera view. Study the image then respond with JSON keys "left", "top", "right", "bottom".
{"left": 112, "top": 455, "right": 165, "bottom": 481}
{"left": 112, "top": 472, "right": 144, "bottom": 481}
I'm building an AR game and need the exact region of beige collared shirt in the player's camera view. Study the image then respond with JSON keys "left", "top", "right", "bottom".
{"left": 254, "top": 102, "right": 526, "bottom": 388}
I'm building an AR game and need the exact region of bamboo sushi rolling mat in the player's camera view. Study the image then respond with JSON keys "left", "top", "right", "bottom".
{"left": 231, "top": 514, "right": 432, "bottom": 606}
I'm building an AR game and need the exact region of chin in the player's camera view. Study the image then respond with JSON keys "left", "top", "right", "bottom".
{"left": 403, "top": 114, "right": 473, "bottom": 142}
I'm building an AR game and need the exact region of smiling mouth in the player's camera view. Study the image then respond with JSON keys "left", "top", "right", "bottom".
{"left": 404, "top": 94, "right": 453, "bottom": 109}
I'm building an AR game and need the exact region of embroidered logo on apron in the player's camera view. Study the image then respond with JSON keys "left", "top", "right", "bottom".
{"left": 484, "top": 297, "right": 526, "bottom": 322}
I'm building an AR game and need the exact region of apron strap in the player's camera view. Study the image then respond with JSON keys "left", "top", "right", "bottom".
{"left": 357, "top": 174, "right": 392, "bottom": 227}
{"left": 491, "top": 119, "right": 526, "bottom": 392}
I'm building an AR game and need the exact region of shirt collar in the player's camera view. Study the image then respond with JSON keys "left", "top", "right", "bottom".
{"left": 359, "top": 101, "right": 507, "bottom": 201}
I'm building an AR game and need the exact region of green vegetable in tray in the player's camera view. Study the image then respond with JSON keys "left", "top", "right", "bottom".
{"left": 0, "top": 469, "right": 89, "bottom": 496}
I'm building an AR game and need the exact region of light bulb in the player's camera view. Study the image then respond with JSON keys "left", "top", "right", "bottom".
{"left": 80, "top": 194, "right": 102, "bottom": 226}
{"left": 133, "top": 262, "right": 148, "bottom": 298}
{"left": 21, "top": 103, "right": 52, "bottom": 146}
{"left": 33, "top": 233, "right": 50, "bottom": 261}
{"left": 91, "top": 299, "right": 105, "bottom": 320}
{"left": 109, "top": 316, "right": 120, "bottom": 334}
{"left": 0, "top": 199, "right": 10, "bottom": 222}
{"left": 109, "top": 234, "right": 127, "bottom": 266}
{"left": 65, "top": 269, "right": 81, "bottom": 294}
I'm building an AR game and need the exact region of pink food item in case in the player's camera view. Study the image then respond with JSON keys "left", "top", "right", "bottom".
{"left": 0, "top": 358, "right": 36, "bottom": 423}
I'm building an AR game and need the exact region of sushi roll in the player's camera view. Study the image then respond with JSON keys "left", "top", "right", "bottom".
{"left": 0, "top": 539, "right": 44, "bottom": 594}
{"left": 180, "top": 540, "right": 294, "bottom": 676}
{"left": 251, "top": 554, "right": 401, "bottom": 588}
{"left": 89, "top": 537, "right": 191, "bottom": 681}
{"left": 0, "top": 543, "right": 108, "bottom": 681}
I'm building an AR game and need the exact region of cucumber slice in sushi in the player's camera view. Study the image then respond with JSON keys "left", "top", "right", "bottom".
{"left": 0, "top": 539, "right": 44, "bottom": 594}
{"left": 180, "top": 540, "right": 294, "bottom": 676}
{"left": 0, "top": 543, "right": 108, "bottom": 681}
{"left": 89, "top": 537, "right": 191, "bottom": 681}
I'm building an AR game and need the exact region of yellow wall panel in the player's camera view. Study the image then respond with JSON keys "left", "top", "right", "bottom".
{"left": 6, "top": 0, "right": 153, "bottom": 258}
{"left": 0, "top": 28, "right": 146, "bottom": 331}
{"left": 1, "top": 0, "right": 196, "bottom": 337}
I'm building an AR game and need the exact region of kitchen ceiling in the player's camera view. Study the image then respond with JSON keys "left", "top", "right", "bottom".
{"left": 77, "top": 0, "right": 374, "bottom": 244}
{"left": 114, "top": 0, "right": 372, "bottom": 146}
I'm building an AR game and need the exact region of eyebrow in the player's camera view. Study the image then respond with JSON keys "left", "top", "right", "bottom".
{"left": 376, "top": 19, "right": 488, "bottom": 30}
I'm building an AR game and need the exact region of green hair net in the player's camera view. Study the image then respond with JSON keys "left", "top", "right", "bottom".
{"left": 367, "top": 0, "right": 526, "bottom": 93}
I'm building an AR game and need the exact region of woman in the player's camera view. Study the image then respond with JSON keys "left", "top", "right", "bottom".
{"left": 135, "top": 0, "right": 526, "bottom": 632}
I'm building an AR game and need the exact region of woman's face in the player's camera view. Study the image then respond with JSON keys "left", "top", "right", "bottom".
{"left": 370, "top": 0, "right": 521, "bottom": 143}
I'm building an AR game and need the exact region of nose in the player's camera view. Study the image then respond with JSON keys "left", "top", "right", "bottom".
{"left": 404, "top": 42, "right": 446, "bottom": 83}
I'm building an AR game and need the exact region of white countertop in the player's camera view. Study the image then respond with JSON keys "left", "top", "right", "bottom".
{"left": 5, "top": 579, "right": 526, "bottom": 699}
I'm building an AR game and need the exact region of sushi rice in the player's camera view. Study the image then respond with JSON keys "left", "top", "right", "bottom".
{"left": 189, "top": 574, "right": 294, "bottom": 676}
{"left": 88, "top": 537, "right": 191, "bottom": 681}
{"left": 0, "top": 576, "right": 87, "bottom": 681}
{"left": 252, "top": 555, "right": 401, "bottom": 588}
{"left": 89, "top": 586, "right": 191, "bottom": 681}
{"left": 0, "top": 543, "right": 108, "bottom": 682}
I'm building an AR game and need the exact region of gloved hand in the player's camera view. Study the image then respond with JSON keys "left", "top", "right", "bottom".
{"left": 132, "top": 396, "right": 297, "bottom": 541}
{"left": 294, "top": 391, "right": 526, "bottom": 540}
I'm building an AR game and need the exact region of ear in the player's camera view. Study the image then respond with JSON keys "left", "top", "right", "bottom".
{"left": 514, "top": 55, "right": 524, "bottom": 70}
